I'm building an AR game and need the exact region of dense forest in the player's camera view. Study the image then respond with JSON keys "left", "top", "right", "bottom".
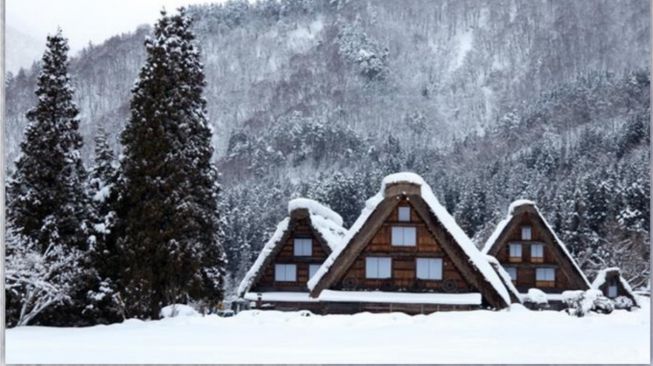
{"left": 5, "top": 0, "right": 650, "bottom": 307}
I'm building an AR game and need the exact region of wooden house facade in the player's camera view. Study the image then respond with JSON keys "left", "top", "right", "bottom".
{"left": 307, "top": 173, "right": 513, "bottom": 314}
{"left": 482, "top": 200, "right": 590, "bottom": 303}
{"left": 237, "top": 198, "right": 346, "bottom": 312}
{"left": 591, "top": 267, "right": 639, "bottom": 308}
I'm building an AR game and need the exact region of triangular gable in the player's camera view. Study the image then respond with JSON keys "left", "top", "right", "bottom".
{"left": 482, "top": 200, "right": 591, "bottom": 289}
{"left": 591, "top": 267, "right": 640, "bottom": 307}
{"left": 308, "top": 172, "right": 511, "bottom": 309}
{"left": 237, "top": 198, "right": 346, "bottom": 297}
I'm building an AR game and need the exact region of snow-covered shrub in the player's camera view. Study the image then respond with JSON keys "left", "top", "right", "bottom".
{"left": 523, "top": 288, "right": 549, "bottom": 310}
{"left": 5, "top": 233, "right": 79, "bottom": 327}
{"left": 563, "top": 289, "right": 614, "bottom": 317}
{"left": 613, "top": 296, "right": 635, "bottom": 310}
{"left": 160, "top": 304, "right": 200, "bottom": 318}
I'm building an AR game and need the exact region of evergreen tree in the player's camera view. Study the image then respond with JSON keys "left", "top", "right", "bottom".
{"left": 84, "top": 127, "right": 125, "bottom": 324}
{"left": 116, "top": 8, "right": 226, "bottom": 319}
{"left": 5, "top": 30, "right": 90, "bottom": 325}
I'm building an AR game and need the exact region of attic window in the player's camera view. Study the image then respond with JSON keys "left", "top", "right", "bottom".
{"left": 508, "top": 243, "right": 522, "bottom": 262}
{"left": 391, "top": 226, "right": 417, "bottom": 246}
{"left": 294, "top": 238, "right": 312, "bottom": 256}
{"left": 274, "top": 264, "right": 297, "bottom": 282}
{"left": 535, "top": 267, "right": 555, "bottom": 287}
{"left": 607, "top": 284, "right": 618, "bottom": 298}
{"left": 521, "top": 226, "right": 532, "bottom": 240}
{"left": 398, "top": 206, "right": 411, "bottom": 221}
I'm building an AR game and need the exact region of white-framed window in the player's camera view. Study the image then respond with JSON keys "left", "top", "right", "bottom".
{"left": 535, "top": 268, "right": 555, "bottom": 281}
{"left": 398, "top": 206, "right": 411, "bottom": 222}
{"left": 416, "top": 258, "right": 443, "bottom": 280}
{"left": 509, "top": 243, "right": 522, "bottom": 261}
{"left": 391, "top": 226, "right": 417, "bottom": 246}
{"left": 365, "top": 257, "right": 392, "bottom": 279}
{"left": 293, "top": 238, "right": 312, "bottom": 256}
{"left": 521, "top": 226, "right": 532, "bottom": 240}
{"left": 308, "top": 264, "right": 321, "bottom": 280}
{"left": 505, "top": 267, "right": 517, "bottom": 281}
{"left": 531, "top": 243, "right": 544, "bottom": 262}
{"left": 275, "top": 264, "right": 297, "bottom": 282}
{"left": 607, "top": 285, "right": 618, "bottom": 298}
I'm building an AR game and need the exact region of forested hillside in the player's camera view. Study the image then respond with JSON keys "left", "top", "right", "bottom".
{"left": 5, "top": 0, "right": 650, "bottom": 296}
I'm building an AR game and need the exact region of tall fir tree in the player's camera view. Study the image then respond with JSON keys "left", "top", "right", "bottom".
{"left": 6, "top": 30, "right": 90, "bottom": 325}
{"left": 116, "top": 8, "right": 226, "bottom": 319}
{"left": 84, "top": 127, "right": 125, "bottom": 324}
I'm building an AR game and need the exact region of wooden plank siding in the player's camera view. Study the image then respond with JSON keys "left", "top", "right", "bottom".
{"left": 332, "top": 199, "right": 474, "bottom": 293}
{"left": 251, "top": 216, "right": 330, "bottom": 293}
{"left": 487, "top": 207, "right": 587, "bottom": 294}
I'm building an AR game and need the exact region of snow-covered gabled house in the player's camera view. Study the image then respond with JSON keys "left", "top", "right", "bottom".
{"left": 307, "top": 172, "right": 513, "bottom": 314}
{"left": 237, "top": 198, "right": 347, "bottom": 311}
{"left": 482, "top": 200, "right": 590, "bottom": 303}
{"left": 591, "top": 267, "right": 640, "bottom": 308}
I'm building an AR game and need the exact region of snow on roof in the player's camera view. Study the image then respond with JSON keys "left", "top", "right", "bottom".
{"left": 309, "top": 213, "right": 347, "bottom": 252}
{"left": 508, "top": 199, "right": 536, "bottom": 213}
{"left": 482, "top": 200, "right": 590, "bottom": 288}
{"left": 237, "top": 218, "right": 290, "bottom": 297}
{"left": 288, "top": 198, "right": 344, "bottom": 227}
{"left": 238, "top": 198, "right": 347, "bottom": 297}
{"left": 591, "top": 267, "right": 639, "bottom": 306}
{"left": 486, "top": 255, "right": 521, "bottom": 303}
{"left": 308, "top": 172, "right": 511, "bottom": 307}
{"left": 318, "top": 290, "right": 482, "bottom": 305}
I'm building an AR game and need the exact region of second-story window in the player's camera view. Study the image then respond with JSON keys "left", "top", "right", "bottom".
{"left": 293, "top": 238, "right": 312, "bottom": 256}
{"left": 274, "top": 264, "right": 297, "bottom": 282}
{"left": 531, "top": 243, "right": 544, "bottom": 263}
{"left": 509, "top": 243, "right": 522, "bottom": 262}
{"left": 521, "top": 226, "right": 532, "bottom": 240}
{"left": 391, "top": 226, "right": 417, "bottom": 246}
{"left": 366, "top": 257, "right": 392, "bottom": 279}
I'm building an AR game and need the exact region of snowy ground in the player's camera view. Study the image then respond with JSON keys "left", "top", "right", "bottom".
{"left": 6, "top": 298, "right": 650, "bottom": 364}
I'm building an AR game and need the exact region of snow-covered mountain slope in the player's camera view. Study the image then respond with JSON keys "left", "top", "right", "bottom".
{"left": 5, "top": 0, "right": 650, "bottom": 165}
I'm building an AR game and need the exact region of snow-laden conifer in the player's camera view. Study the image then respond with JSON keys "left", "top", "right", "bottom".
{"left": 116, "top": 8, "right": 226, "bottom": 319}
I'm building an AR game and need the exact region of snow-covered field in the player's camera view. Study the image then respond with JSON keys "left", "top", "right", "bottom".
{"left": 6, "top": 299, "right": 650, "bottom": 364}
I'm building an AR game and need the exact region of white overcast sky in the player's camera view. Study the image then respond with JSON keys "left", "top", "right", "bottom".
{"left": 7, "top": 0, "right": 221, "bottom": 52}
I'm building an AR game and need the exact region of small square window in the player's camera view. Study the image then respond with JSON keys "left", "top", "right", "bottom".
{"left": 391, "top": 226, "right": 417, "bottom": 246}
{"left": 535, "top": 267, "right": 555, "bottom": 287}
{"left": 366, "top": 257, "right": 392, "bottom": 279}
{"left": 293, "top": 238, "right": 312, "bottom": 256}
{"left": 509, "top": 243, "right": 522, "bottom": 262}
{"left": 398, "top": 206, "right": 411, "bottom": 222}
{"left": 416, "top": 258, "right": 443, "bottom": 280}
{"left": 521, "top": 226, "right": 532, "bottom": 240}
{"left": 531, "top": 244, "right": 544, "bottom": 262}
{"left": 275, "top": 264, "right": 297, "bottom": 282}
